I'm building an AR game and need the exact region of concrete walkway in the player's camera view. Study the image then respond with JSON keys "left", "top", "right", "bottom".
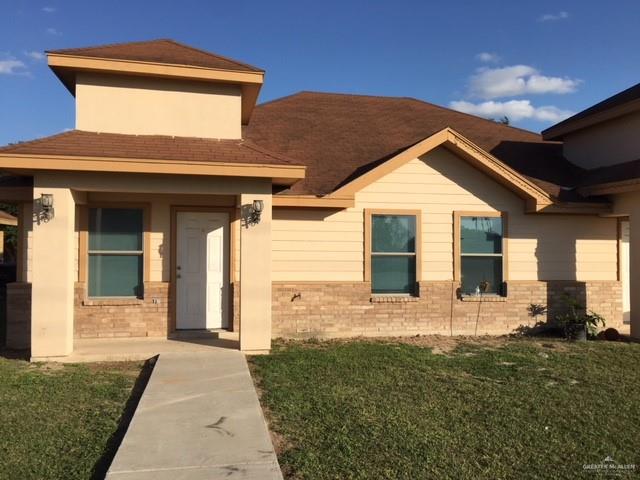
{"left": 106, "top": 351, "right": 283, "bottom": 479}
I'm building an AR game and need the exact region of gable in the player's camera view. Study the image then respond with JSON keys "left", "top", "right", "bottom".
{"left": 331, "top": 128, "right": 554, "bottom": 212}
{"left": 357, "top": 146, "right": 523, "bottom": 214}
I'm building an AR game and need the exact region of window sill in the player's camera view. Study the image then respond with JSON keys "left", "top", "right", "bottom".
{"left": 459, "top": 295, "right": 506, "bottom": 303}
{"left": 83, "top": 297, "right": 144, "bottom": 306}
{"left": 370, "top": 295, "right": 419, "bottom": 303}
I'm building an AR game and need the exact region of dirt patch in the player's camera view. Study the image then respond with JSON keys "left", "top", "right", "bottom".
{"left": 82, "top": 361, "right": 146, "bottom": 376}
{"left": 364, "top": 334, "right": 524, "bottom": 354}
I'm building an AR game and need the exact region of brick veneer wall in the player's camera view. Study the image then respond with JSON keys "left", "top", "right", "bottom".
{"left": 6, "top": 282, "right": 32, "bottom": 349}
{"left": 272, "top": 280, "right": 623, "bottom": 338}
{"left": 74, "top": 282, "right": 170, "bottom": 338}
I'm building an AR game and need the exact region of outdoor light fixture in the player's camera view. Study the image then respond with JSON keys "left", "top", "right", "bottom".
{"left": 40, "top": 193, "right": 54, "bottom": 221}
{"left": 249, "top": 199, "right": 264, "bottom": 225}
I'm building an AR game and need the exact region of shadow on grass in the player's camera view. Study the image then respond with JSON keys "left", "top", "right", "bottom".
{"left": 90, "top": 355, "right": 158, "bottom": 480}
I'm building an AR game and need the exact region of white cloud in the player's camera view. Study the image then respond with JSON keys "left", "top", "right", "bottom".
{"left": 0, "top": 59, "right": 27, "bottom": 75}
{"left": 24, "top": 51, "right": 45, "bottom": 61}
{"left": 449, "top": 99, "right": 574, "bottom": 123}
{"left": 475, "top": 52, "right": 500, "bottom": 63}
{"left": 46, "top": 27, "right": 61, "bottom": 35}
{"left": 42, "top": 6, "right": 56, "bottom": 13}
{"left": 539, "top": 11, "right": 569, "bottom": 22}
{"left": 468, "top": 65, "right": 581, "bottom": 99}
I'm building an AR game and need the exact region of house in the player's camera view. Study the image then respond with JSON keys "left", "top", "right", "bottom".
{"left": 0, "top": 39, "right": 634, "bottom": 360}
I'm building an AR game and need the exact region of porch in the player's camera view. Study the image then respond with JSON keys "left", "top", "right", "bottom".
{"left": 1, "top": 169, "right": 285, "bottom": 359}
{"left": 43, "top": 331, "right": 240, "bottom": 363}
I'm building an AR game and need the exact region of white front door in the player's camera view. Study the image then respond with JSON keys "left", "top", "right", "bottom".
{"left": 176, "top": 211, "right": 229, "bottom": 330}
{"left": 621, "top": 220, "right": 630, "bottom": 324}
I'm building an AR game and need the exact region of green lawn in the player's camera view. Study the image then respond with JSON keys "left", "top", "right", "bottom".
{"left": 251, "top": 338, "right": 640, "bottom": 480}
{"left": 0, "top": 357, "right": 144, "bottom": 480}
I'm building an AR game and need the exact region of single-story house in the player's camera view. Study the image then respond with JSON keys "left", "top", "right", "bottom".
{"left": 1, "top": 39, "right": 637, "bottom": 359}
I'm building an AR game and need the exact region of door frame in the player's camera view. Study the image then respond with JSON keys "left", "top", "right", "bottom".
{"left": 170, "top": 206, "right": 237, "bottom": 333}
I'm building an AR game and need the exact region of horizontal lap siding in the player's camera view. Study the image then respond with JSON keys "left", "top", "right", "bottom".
{"left": 272, "top": 208, "right": 363, "bottom": 281}
{"left": 271, "top": 147, "right": 618, "bottom": 282}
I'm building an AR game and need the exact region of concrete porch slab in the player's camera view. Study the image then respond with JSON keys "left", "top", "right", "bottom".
{"left": 106, "top": 351, "right": 282, "bottom": 480}
{"left": 33, "top": 332, "right": 240, "bottom": 363}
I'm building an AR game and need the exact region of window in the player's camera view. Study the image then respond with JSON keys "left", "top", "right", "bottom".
{"left": 457, "top": 213, "right": 505, "bottom": 295}
{"left": 88, "top": 207, "right": 144, "bottom": 297}
{"left": 368, "top": 212, "right": 419, "bottom": 295}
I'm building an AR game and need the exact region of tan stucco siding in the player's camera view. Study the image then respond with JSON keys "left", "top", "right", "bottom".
{"left": 76, "top": 72, "right": 242, "bottom": 139}
{"left": 562, "top": 111, "right": 640, "bottom": 169}
{"left": 272, "top": 147, "right": 618, "bottom": 282}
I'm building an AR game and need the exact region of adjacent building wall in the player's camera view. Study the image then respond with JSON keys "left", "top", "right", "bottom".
{"left": 612, "top": 191, "right": 640, "bottom": 337}
{"left": 75, "top": 72, "right": 243, "bottom": 139}
{"left": 562, "top": 111, "right": 640, "bottom": 169}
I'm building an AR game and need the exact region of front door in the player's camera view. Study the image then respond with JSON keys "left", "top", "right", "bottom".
{"left": 176, "top": 211, "right": 229, "bottom": 329}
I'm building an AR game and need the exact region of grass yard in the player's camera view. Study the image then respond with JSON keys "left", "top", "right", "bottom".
{"left": 0, "top": 357, "right": 145, "bottom": 480}
{"left": 251, "top": 337, "right": 640, "bottom": 480}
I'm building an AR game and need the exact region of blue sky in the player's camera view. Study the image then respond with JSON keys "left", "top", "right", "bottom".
{"left": 1, "top": 0, "right": 639, "bottom": 145}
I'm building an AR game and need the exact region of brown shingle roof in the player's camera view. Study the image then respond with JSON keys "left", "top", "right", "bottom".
{"left": 48, "top": 39, "right": 263, "bottom": 73}
{"left": 244, "top": 91, "right": 584, "bottom": 198}
{"left": 0, "top": 130, "right": 300, "bottom": 166}
{"left": 579, "top": 158, "right": 640, "bottom": 187}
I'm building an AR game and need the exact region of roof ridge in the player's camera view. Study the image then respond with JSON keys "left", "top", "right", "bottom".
{"left": 402, "top": 96, "right": 546, "bottom": 138}
{"left": 262, "top": 90, "right": 546, "bottom": 139}
{"left": 163, "top": 39, "right": 263, "bottom": 72}
{"left": 47, "top": 38, "right": 263, "bottom": 72}
{"left": 298, "top": 90, "right": 415, "bottom": 101}
{"left": 46, "top": 38, "right": 173, "bottom": 54}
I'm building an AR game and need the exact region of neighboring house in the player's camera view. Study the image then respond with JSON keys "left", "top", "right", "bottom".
{"left": 542, "top": 82, "right": 640, "bottom": 329}
{"left": 0, "top": 39, "right": 634, "bottom": 360}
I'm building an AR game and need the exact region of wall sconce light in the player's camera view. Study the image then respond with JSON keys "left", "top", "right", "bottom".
{"left": 249, "top": 199, "right": 264, "bottom": 225}
{"left": 40, "top": 193, "right": 54, "bottom": 221}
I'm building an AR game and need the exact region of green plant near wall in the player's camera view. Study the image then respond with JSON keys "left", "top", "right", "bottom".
{"left": 554, "top": 295, "right": 606, "bottom": 339}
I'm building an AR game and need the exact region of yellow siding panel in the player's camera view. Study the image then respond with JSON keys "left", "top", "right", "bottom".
{"left": 271, "top": 147, "right": 618, "bottom": 282}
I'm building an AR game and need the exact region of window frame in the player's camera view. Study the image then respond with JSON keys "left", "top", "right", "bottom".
{"left": 453, "top": 211, "right": 508, "bottom": 296}
{"left": 364, "top": 209, "right": 422, "bottom": 296}
{"left": 79, "top": 202, "right": 151, "bottom": 299}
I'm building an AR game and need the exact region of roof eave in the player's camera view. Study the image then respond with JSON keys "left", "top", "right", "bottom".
{"left": 542, "top": 98, "right": 640, "bottom": 140}
{"left": 0, "top": 153, "right": 305, "bottom": 186}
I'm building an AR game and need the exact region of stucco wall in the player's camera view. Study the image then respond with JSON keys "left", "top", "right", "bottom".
{"left": 272, "top": 147, "right": 618, "bottom": 282}
{"left": 562, "top": 111, "right": 640, "bottom": 169}
{"left": 75, "top": 72, "right": 242, "bottom": 139}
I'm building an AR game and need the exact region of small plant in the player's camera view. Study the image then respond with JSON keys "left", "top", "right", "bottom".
{"left": 555, "top": 295, "right": 606, "bottom": 340}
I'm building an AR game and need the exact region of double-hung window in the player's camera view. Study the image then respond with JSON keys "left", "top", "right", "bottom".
{"left": 368, "top": 212, "right": 420, "bottom": 295}
{"left": 457, "top": 213, "right": 505, "bottom": 296}
{"left": 88, "top": 207, "right": 144, "bottom": 298}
